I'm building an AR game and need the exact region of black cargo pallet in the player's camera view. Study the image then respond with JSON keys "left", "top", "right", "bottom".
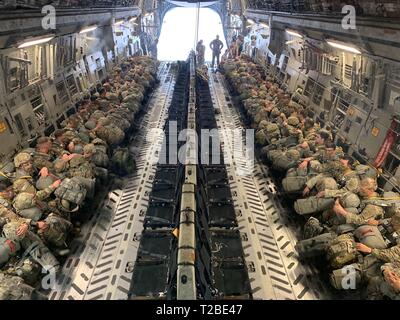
{"left": 144, "top": 201, "right": 177, "bottom": 229}
{"left": 195, "top": 71, "right": 252, "bottom": 299}
{"left": 129, "top": 62, "right": 190, "bottom": 300}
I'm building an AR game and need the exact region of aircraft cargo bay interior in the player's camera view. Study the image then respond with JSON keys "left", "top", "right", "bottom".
{"left": 0, "top": 0, "right": 399, "bottom": 303}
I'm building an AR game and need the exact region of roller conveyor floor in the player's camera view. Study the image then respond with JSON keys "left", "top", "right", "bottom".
{"left": 48, "top": 62, "right": 176, "bottom": 300}
{"left": 208, "top": 71, "right": 331, "bottom": 300}
{"left": 48, "top": 62, "right": 332, "bottom": 300}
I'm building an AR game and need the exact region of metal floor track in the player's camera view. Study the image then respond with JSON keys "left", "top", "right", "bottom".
{"left": 49, "top": 62, "right": 176, "bottom": 300}
{"left": 48, "top": 63, "right": 331, "bottom": 300}
{"left": 208, "top": 72, "right": 331, "bottom": 300}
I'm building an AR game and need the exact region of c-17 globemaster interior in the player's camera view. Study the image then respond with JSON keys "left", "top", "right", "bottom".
{"left": 0, "top": 0, "right": 399, "bottom": 305}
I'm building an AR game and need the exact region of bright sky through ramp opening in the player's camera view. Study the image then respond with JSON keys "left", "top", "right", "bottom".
{"left": 158, "top": 7, "right": 227, "bottom": 62}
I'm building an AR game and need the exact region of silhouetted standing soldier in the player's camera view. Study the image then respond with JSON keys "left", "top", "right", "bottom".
{"left": 196, "top": 40, "right": 205, "bottom": 66}
{"left": 210, "top": 35, "right": 224, "bottom": 69}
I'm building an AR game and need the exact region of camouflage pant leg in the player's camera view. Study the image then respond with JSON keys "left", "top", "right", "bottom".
{"left": 21, "top": 232, "right": 60, "bottom": 273}
{"left": 294, "top": 196, "right": 335, "bottom": 215}
{"left": 295, "top": 232, "right": 335, "bottom": 258}
{"left": 282, "top": 176, "right": 307, "bottom": 192}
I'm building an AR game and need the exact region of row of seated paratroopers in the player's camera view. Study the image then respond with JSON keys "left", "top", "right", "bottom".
{"left": 0, "top": 55, "right": 159, "bottom": 299}
{"left": 222, "top": 55, "right": 400, "bottom": 300}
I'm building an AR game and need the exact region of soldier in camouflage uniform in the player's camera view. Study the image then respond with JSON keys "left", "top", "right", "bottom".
{"left": 33, "top": 137, "right": 55, "bottom": 172}
{"left": 328, "top": 210, "right": 400, "bottom": 295}
{"left": 83, "top": 143, "right": 108, "bottom": 185}
{"left": 2, "top": 221, "right": 60, "bottom": 274}
{"left": 50, "top": 130, "right": 69, "bottom": 158}
{"left": 297, "top": 177, "right": 386, "bottom": 259}
{"left": 0, "top": 187, "right": 32, "bottom": 238}
{"left": 297, "top": 135, "right": 335, "bottom": 170}
{"left": 0, "top": 272, "right": 45, "bottom": 300}
{"left": 13, "top": 152, "right": 35, "bottom": 179}
{"left": 12, "top": 153, "right": 61, "bottom": 199}
{"left": 92, "top": 119, "right": 125, "bottom": 148}
{"left": 280, "top": 130, "right": 331, "bottom": 193}
{"left": 365, "top": 263, "right": 400, "bottom": 299}
{"left": 331, "top": 177, "right": 384, "bottom": 226}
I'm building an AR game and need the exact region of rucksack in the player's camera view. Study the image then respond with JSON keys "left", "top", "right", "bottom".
{"left": 54, "top": 177, "right": 87, "bottom": 206}
{"left": 326, "top": 234, "right": 358, "bottom": 269}
{"left": 92, "top": 151, "right": 109, "bottom": 168}
{"left": 282, "top": 176, "right": 307, "bottom": 193}
{"left": 294, "top": 196, "right": 335, "bottom": 215}
{"left": 111, "top": 148, "right": 136, "bottom": 176}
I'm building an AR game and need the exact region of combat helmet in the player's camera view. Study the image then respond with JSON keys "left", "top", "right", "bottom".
{"left": 14, "top": 153, "right": 32, "bottom": 168}
{"left": 258, "top": 120, "right": 270, "bottom": 131}
{"left": 84, "top": 119, "right": 97, "bottom": 130}
{"left": 69, "top": 154, "right": 86, "bottom": 168}
{"left": 83, "top": 144, "right": 96, "bottom": 156}
{"left": 286, "top": 149, "right": 301, "bottom": 161}
{"left": 355, "top": 164, "right": 378, "bottom": 179}
{"left": 316, "top": 177, "right": 338, "bottom": 192}
{"left": 340, "top": 193, "right": 361, "bottom": 209}
{"left": 287, "top": 116, "right": 300, "bottom": 127}
{"left": 270, "top": 108, "right": 281, "bottom": 118}
{"left": 2, "top": 221, "right": 26, "bottom": 242}
{"left": 53, "top": 159, "right": 68, "bottom": 173}
{"left": 13, "top": 192, "right": 42, "bottom": 221}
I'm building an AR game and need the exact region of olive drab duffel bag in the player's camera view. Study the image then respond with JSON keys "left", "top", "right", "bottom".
{"left": 91, "top": 151, "right": 109, "bottom": 168}
{"left": 0, "top": 237, "right": 20, "bottom": 267}
{"left": 282, "top": 176, "right": 308, "bottom": 193}
{"left": 294, "top": 196, "right": 335, "bottom": 215}
{"left": 272, "top": 149, "right": 300, "bottom": 171}
{"left": 295, "top": 232, "right": 335, "bottom": 259}
{"left": 111, "top": 148, "right": 136, "bottom": 176}
{"left": 354, "top": 225, "right": 387, "bottom": 250}
{"left": 326, "top": 233, "right": 358, "bottom": 269}
{"left": 54, "top": 177, "right": 87, "bottom": 206}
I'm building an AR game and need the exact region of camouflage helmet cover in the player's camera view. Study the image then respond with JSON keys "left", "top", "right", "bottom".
{"left": 2, "top": 221, "right": 26, "bottom": 242}
{"left": 14, "top": 153, "right": 32, "bottom": 168}
{"left": 287, "top": 116, "right": 300, "bottom": 127}
{"left": 13, "top": 192, "right": 36, "bottom": 211}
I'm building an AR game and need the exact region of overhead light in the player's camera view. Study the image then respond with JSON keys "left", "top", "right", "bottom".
{"left": 286, "top": 40, "right": 297, "bottom": 45}
{"left": 79, "top": 26, "right": 97, "bottom": 34}
{"left": 114, "top": 20, "right": 124, "bottom": 26}
{"left": 286, "top": 29, "right": 303, "bottom": 38}
{"left": 327, "top": 40, "right": 361, "bottom": 54}
{"left": 18, "top": 36, "right": 54, "bottom": 48}
{"left": 129, "top": 17, "right": 138, "bottom": 22}
{"left": 259, "top": 22, "right": 269, "bottom": 28}
{"left": 247, "top": 19, "right": 255, "bottom": 25}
